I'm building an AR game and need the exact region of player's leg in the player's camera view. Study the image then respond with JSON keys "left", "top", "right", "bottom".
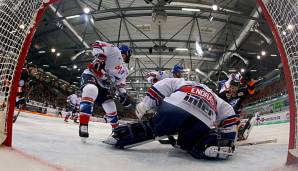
{"left": 79, "top": 83, "right": 98, "bottom": 139}
{"left": 237, "top": 115, "right": 256, "bottom": 140}
{"left": 102, "top": 99, "right": 119, "bottom": 129}
{"left": 64, "top": 105, "right": 72, "bottom": 122}
{"left": 73, "top": 106, "right": 79, "bottom": 123}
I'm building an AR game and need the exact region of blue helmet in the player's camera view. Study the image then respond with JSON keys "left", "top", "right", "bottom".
{"left": 118, "top": 44, "right": 132, "bottom": 63}
{"left": 171, "top": 64, "right": 183, "bottom": 74}
{"left": 118, "top": 44, "right": 131, "bottom": 56}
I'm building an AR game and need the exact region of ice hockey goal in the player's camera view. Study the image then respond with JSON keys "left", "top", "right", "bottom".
{"left": 0, "top": 0, "right": 56, "bottom": 146}
{"left": 257, "top": 0, "right": 298, "bottom": 165}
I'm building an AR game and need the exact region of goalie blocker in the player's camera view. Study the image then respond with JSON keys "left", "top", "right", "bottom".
{"left": 104, "top": 78, "right": 238, "bottom": 159}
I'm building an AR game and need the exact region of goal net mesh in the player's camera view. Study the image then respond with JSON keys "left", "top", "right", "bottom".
{"left": 0, "top": 0, "right": 53, "bottom": 144}
{"left": 258, "top": 0, "right": 298, "bottom": 162}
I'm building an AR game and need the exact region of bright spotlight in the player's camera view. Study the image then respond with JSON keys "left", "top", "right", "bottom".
{"left": 257, "top": 55, "right": 261, "bottom": 60}
{"left": 240, "top": 68, "right": 245, "bottom": 73}
{"left": 73, "top": 65, "right": 77, "bottom": 69}
{"left": 287, "top": 24, "right": 294, "bottom": 30}
{"left": 83, "top": 7, "right": 90, "bottom": 14}
{"left": 261, "top": 50, "right": 266, "bottom": 56}
{"left": 56, "top": 52, "right": 61, "bottom": 57}
{"left": 212, "top": 4, "right": 218, "bottom": 11}
{"left": 51, "top": 48, "right": 56, "bottom": 53}
{"left": 19, "top": 24, "right": 25, "bottom": 29}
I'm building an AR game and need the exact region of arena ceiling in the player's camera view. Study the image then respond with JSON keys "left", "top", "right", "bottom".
{"left": 27, "top": 0, "right": 282, "bottom": 97}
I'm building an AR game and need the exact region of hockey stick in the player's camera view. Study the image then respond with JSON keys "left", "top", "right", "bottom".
{"left": 237, "top": 138, "right": 277, "bottom": 146}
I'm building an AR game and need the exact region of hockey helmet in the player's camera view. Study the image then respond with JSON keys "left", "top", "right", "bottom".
{"left": 171, "top": 64, "right": 184, "bottom": 74}
{"left": 118, "top": 44, "right": 132, "bottom": 63}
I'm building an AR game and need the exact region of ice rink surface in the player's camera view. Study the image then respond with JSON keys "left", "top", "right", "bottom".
{"left": 0, "top": 112, "right": 297, "bottom": 171}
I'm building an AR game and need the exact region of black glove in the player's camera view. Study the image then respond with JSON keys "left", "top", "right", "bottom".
{"left": 118, "top": 93, "right": 131, "bottom": 108}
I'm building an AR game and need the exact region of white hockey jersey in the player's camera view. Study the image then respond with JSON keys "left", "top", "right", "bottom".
{"left": 219, "top": 73, "right": 241, "bottom": 93}
{"left": 146, "top": 70, "right": 171, "bottom": 84}
{"left": 84, "top": 41, "right": 128, "bottom": 89}
{"left": 67, "top": 94, "right": 80, "bottom": 107}
{"left": 143, "top": 78, "right": 236, "bottom": 128}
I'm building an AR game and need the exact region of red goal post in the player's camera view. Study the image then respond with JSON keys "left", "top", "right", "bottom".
{"left": 256, "top": 0, "right": 298, "bottom": 165}
{"left": 0, "top": 0, "right": 57, "bottom": 146}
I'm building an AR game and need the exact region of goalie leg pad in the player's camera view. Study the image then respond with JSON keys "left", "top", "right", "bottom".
{"left": 109, "top": 121, "right": 155, "bottom": 148}
{"left": 189, "top": 128, "right": 236, "bottom": 160}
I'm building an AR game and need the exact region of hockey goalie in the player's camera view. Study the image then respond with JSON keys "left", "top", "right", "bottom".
{"left": 103, "top": 78, "right": 239, "bottom": 160}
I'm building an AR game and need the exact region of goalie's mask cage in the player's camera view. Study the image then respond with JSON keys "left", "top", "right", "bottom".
{"left": 0, "top": 0, "right": 56, "bottom": 146}
{"left": 0, "top": 0, "right": 297, "bottom": 166}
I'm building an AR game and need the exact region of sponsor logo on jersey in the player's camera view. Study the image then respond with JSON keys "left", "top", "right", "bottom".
{"left": 178, "top": 85, "right": 217, "bottom": 110}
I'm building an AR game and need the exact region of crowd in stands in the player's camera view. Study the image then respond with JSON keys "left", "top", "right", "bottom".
{"left": 243, "top": 79, "right": 287, "bottom": 106}
{"left": 28, "top": 71, "right": 73, "bottom": 109}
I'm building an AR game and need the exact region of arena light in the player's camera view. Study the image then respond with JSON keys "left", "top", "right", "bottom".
{"left": 257, "top": 55, "right": 261, "bottom": 60}
{"left": 282, "top": 31, "right": 287, "bottom": 35}
{"left": 56, "top": 52, "right": 61, "bottom": 57}
{"left": 19, "top": 24, "right": 25, "bottom": 29}
{"left": 130, "top": 67, "right": 134, "bottom": 70}
{"left": 175, "top": 48, "right": 188, "bottom": 51}
{"left": 60, "top": 66, "right": 67, "bottom": 68}
{"left": 182, "top": 8, "right": 201, "bottom": 12}
{"left": 195, "top": 41, "right": 204, "bottom": 57}
{"left": 66, "top": 15, "right": 80, "bottom": 19}
{"left": 38, "top": 50, "right": 46, "bottom": 54}
{"left": 90, "top": 17, "right": 95, "bottom": 24}
{"left": 270, "top": 54, "right": 277, "bottom": 57}
{"left": 261, "top": 50, "right": 266, "bottom": 56}
{"left": 287, "top": 24, "right": 294, "bottom": 30}
{"left": 73, "top": 65, "right": 77, "bottom": 69}
{"left": 43, "top": 65, "right": 49, "bottom": 67}
{"left": 83, "top": 7, "right": 90, "bottom": 14}
{"left": 212, "top": 4, "right": 218, "bottom": 11}
{"left": 77, "top": 76, "right": 80, "bottom": 79}
{"left": 240, "top": 68, "right": 245, "bottom": 73}
{"left": 51, "top": 48, "right": 56, "bottom": 53}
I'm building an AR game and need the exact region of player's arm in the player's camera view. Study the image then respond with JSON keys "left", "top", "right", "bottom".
{"left": 112, "top": 65, "right": 132, "bottom": 108}
{"left": 216, "top": 97, "right": 239, "bottom": 138}
{"left": 136, "top": 78, "right": 184, "bottom": 119}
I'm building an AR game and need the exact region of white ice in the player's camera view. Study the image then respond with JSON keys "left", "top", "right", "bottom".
{"left": 0, "top": 112, "right": 296, "bottom": 171}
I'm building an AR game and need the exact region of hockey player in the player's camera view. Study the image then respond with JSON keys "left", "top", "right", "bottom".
{"left": 65, "top": 91, "right": 80, "bottom": 123}
{"left": 218, "top": 71, "right": 256, "bottom": 140}
{"left": 13, "top": 63, "right": 37, "bottom": 123}
{"left": 104, "top": 78, "right": 239, "bottom": 160}
{"left": 79, "top": 41, "right": 132, "bottom": 141}
{"left": 146, "top": 64, "right": 184, "bottom": 84}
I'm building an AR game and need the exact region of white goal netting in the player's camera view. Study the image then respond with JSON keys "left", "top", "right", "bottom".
{"left": 0, "top": 0, "right": 54, "bottom": 145}
{"left": 258, "top": 0, "right": 298, "bottom": 163}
